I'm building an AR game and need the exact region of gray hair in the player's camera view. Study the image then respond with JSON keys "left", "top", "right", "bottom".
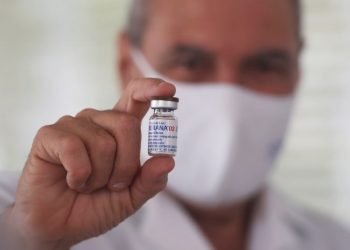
{"left": 125, "top": 0, "right": 302, "bottom": 46}
{"left": 125, "top": 0, "right": 150, "bottom": 46}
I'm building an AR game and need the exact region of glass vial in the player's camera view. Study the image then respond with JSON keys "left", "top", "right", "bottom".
{"left": 148, "top": 97, "right": 179, "bottom": 156}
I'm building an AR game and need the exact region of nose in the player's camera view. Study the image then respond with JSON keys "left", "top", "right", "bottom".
{"left": 214, "top": 61, "right": 240, "bottom": 85}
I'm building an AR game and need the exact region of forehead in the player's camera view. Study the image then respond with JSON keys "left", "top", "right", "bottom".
{"left": 142, "top": 0, "right": 297, "bottom": 55}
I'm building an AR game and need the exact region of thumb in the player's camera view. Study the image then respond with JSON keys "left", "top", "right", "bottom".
{"left": 114, "top": 78, "right": 176, "bottom": 120}
{"left": 129, "top": 156, "right": 175, "bottom": 210}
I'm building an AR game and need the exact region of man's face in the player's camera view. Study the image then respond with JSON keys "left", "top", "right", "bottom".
{"left": 121, "top": 0, "right": 301, "bottom": 96}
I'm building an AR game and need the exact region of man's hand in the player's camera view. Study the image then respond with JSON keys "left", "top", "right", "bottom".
{"left": 7, "top": 78, "right": 176, "bottom": 250}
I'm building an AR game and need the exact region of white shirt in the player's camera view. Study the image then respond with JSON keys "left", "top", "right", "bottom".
{"left": 0, "top": 171, "right": 349, "bottom": 250}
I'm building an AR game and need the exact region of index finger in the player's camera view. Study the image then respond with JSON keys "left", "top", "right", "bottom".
{"left": 114, "top": 78, "right": 176, "bottom": 120}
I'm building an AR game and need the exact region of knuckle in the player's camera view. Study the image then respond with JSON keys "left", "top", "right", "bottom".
{"left": 60, "top": 134, "right": 83, "bottom": 154}
{"left": 36, "top": 125, "right": 53, "bottom": 138}
{"left": 76, "top": 108, "right": 97, "bottom": 117}
{"left": 118, "top": 113, "right": 141, "bottom": 131}
{"left": 57, "top": 115, "right": 74, "bottom": 124}
{"left": 94, "top": 130, "right": 116, "bottom": 155}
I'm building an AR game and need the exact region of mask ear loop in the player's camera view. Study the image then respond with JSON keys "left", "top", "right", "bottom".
{"left": 130, "top": 49, "right": 191, "bottom": 86}
{"left": 130, "top": 49, "right": 235, "bottom": 87}
{"left": 130, "top": 49, "right": 166, "bottom": 79}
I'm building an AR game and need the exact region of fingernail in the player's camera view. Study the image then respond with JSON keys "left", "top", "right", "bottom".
{"left": 160, "top": 174, "right": 168, "bottom": 183}
{"left": 112, "top": 182, "right": 128, "bottom": 191}
{"left": 78, "top": 183, "right": 86, "bottom": 190}
{"left": 78, "top": 183, "right": 90, "bottom": 193}
{"left": 159, "top": 81, "right": 168, "bottom": 86}
{"left": 154, "top": 81, "right": 168, "bottom": 90}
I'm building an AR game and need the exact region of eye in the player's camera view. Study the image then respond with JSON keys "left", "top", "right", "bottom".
{"left": 182, "top": 58, "right": 199, "bottom": 70}
{"left": 163, "top": 55, "right": 214, "bottom": 82}
{"left": 249, "top": 59, "right": 289, "bottom": 76}
{"left": 176, "top": 57, "right": 210, "bottom": 72}
{"left": 256, "top": 60, "right": 273, "bottom": 72}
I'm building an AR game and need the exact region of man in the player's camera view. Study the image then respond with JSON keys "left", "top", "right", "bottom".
{"left": 0, "top": 0, "right": 349, "bottom": 249}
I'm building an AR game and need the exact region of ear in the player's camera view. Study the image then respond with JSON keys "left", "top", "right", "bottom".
{"left": 117, "top": 32, "right": 142, "bottom": 90}
{"left": 297, "top": 38, "right": 305, "bottom": 54}
{"left": 295, "top": 38, "right": 304, "bottom": 84}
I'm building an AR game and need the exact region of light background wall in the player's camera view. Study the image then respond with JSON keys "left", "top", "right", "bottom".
{"left": 0, "top": 0, "right": 349, "bottom": 228}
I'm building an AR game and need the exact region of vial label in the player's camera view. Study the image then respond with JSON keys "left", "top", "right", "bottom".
{"left": 148, "top": 119, "right": 178, "bottom": 156}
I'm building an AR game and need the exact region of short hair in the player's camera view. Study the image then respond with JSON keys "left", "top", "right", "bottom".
{"left": 125, "top": 0, "right": 149, "bottom": 47}
{"left": 125, "top": 0, "right": 302, "bottom": 46}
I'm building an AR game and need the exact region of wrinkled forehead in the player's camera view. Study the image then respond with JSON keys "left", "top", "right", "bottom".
{"left": 142, "top": 0, "right": 298, "bottom": 54}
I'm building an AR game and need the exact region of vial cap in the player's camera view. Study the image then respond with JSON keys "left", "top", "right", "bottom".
{"left": 151, "top": 96, "right": 179, "bottom": 110}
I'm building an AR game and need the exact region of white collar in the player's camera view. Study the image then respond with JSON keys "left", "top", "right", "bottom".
{"left": 248, "top": 187, "right": 311, "bottom": 250}
{"left": 139, "top": 192, "right": 212, "bottom": 250}
{"left": 138, "top": 187, "right": 313, "bottom": 250}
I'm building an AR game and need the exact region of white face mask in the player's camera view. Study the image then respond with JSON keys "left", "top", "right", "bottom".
{"left": 131, "top": 49, "right": 295, "bottom": 207}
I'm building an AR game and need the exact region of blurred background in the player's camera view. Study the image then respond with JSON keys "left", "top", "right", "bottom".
{"left": 0, "top": 0, "right": 349, "bottom": 227}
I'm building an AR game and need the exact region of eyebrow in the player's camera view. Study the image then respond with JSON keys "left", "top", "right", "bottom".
{"left": 160, "top": 44, "right": 215, "bottom": 64}
{"left": 159, "top": 45, "right": 293, "bottom": 70}
{"left": 243, "top": 49, "right": 293, "bottom": 65}
{"left": 171, "top": 45, "right": 213, "bottom": 57}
